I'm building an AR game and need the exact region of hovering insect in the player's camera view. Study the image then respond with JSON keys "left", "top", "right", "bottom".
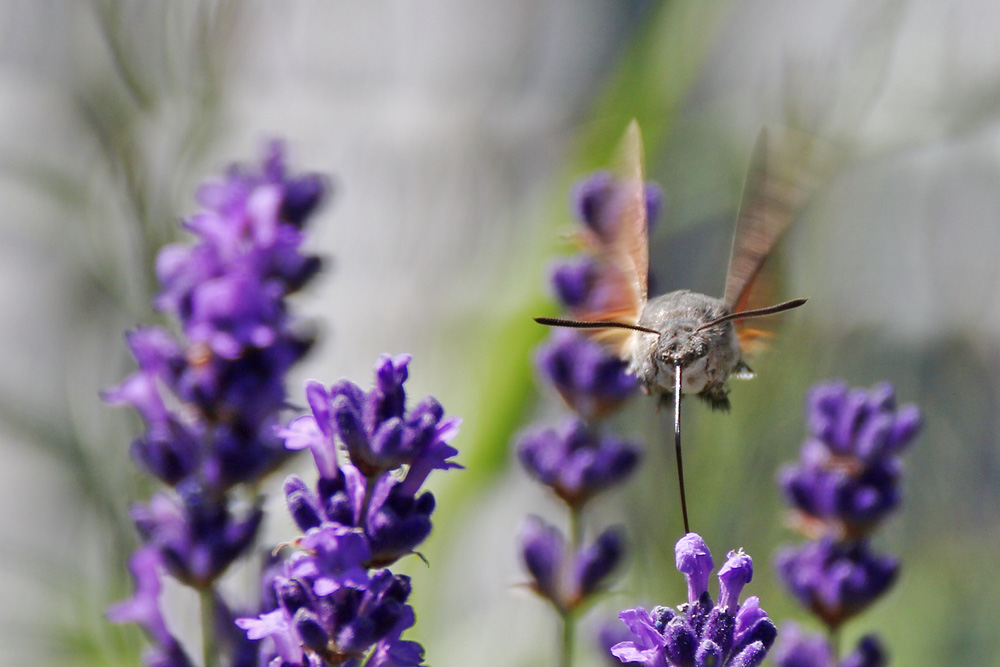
{"left": 536, "top": 121, "right": 824, "bottom": 532}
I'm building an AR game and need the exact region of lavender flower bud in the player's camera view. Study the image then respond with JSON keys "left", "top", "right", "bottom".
{"left": 551, "top": 257, "right": 600, "bottom": 311}
{"left": 772, "top": 624, "right": 885, "bottom": 667}
{"left": 317, "top": 356, "right": 461, "bottom": 480}
{"left": 519, "top": 515, "right": 566, "bottom": 606}
{"left": 573, "top": 526, "right": 625, "bottom": 600}
{"left": 717, "top": 549, "right": 753, "bottom": 612}
{"left": 839, "top": 635, "right": 886, "bottom": 667}
{"left": 663, "top": 617, "right": 697, "bottom": 667}
{"left": 131, "top": 491, "right": 263, "bottom": 589}
{"left": 676, "top": 533, "right": 715, "bottom": 606}
{"left": 771, "top": 623, "right": 832, "bottom": 667}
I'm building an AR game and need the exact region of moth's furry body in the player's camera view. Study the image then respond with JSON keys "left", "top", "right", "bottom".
{"left": 626, "top": 290, "right": 744, "bottom": 411}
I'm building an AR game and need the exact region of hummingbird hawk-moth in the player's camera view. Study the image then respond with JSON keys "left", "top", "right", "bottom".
{"left": 536, "top": 121, "right": 824, "bottom": 532}
{"left": 537, "top": 120, "right": 819, "bottom": 411}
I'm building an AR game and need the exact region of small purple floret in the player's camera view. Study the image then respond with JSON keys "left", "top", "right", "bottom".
{"left": 297, "top": 355, "right": 461, "bottom": 481}
{"left": 717, "top": 549, "right": 754, "bottom": 612}
{"left": 519, "top": 515, "right": 566, "bottom": 605}
{"left": 536, "top": 331, "right": 638, "bottom": 420}
{"left": 573, "top": 526, "right": 625, "bottom": 600}
{"left": 517, "top": 417, "right": 639, "bottom": 508}
{"left": 675, "top": 533, "right": 714, "bottom": 605}
{"left": 131, "top": 490, "right": 263, "bottom": 589}
{"left": 775, "top": 538, "right": 897, "bottom": 629}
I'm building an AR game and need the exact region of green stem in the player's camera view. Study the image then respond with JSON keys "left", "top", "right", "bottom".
{"left": 560, "top": 504, "right": 584, "bottom": 667}
{"left": 201, "top": 587, "right": 217, "bottom": 667}
{"left": 560, "top": 608, "right": 576, "bottom": 667}
{"left": 830, "top": 625, "right": 841, "bottom": 662}
{"left": 569, "top": 504, "right": 584, "bottom": 553}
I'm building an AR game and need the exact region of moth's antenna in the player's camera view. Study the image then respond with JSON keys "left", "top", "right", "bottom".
{"left": 534, "top": 317, "right": 660, "bottom": 335}
{"left": 695, "top": 297, "right": 808, "bottom": 332}
{"left": 673, "top": 364, "right": 690, "bottom": 534}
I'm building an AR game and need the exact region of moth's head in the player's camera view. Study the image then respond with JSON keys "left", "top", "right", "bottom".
{"left": 655, "top": 322, "right": 709, "bottom": 367}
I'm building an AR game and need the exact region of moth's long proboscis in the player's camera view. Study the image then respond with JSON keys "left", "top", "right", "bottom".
{"left": 673, "top": 363, "right": 690, "bottom": 535}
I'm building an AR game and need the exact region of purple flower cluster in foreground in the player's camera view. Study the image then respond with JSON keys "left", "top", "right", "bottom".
{"left": 237, "top": 355, "right": 461, "bottom": 666}
{"left": 610, "top": 533, "right": 776, "bottom": 667}
{"left": 107, "top": 142, "right": 326, "bottom": 665}
{"left": 517, "top": 172, "right": 661, "bottom": 627}
{"left": 772, "top": 381, "right": 922, "bottom": 666}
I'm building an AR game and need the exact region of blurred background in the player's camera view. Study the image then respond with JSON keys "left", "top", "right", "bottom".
{"left": 0, "top": 0, "right": 998, "bottom": 665}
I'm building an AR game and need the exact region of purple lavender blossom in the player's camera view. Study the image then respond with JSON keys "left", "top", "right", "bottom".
{"left": 518, "top": 165, "right": 664, "bottom": 667}
{"left": 778, "top": 381, "right": 921, "bottom": 538}
{"left": 517, "top": 417, "right": 640, "bottom": 508}
{"left": 130, "top": 488, "right": 263, "bottom": 589}
{"left": 520, "top": 515, "right": 566, "bottom": 604}
{"left": 610, "top": 534, "right": 776, "bottom": 667}
{"left": 536, "top": 330, "right": 638, "bottom": 420}
{"left": 239, "top": 527, "right": 425, "bottom": 666}
{"left": 106, "top": 140, "right": 326, "bottom": 491}
{"left": 284, "top": 355, "right": 461, "bottom": 480}
{"left": 277, "top": 356, "right": 461, "bottom": 567}
{"left": 772, "top": 623, "right": 886, "bottom": 667}
{"left": 775, "top": 538, "right": 897, "bottom": 630}
{"left": 108, "top": 141, "right": 328, "bottom": 662}
{"left": 519, "top": 516, "right": 625, "bottom": 613}
{"left": 241, "top": 356, "right": 458, "bottom": 665}
{"left": 107, "top": 547, "right": 194, "bottom": 667}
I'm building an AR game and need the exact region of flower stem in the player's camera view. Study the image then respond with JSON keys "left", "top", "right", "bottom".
{"left": 569, "top": 504, "right": 584, "bottom": 552}
{"left": 201, "top": 587, "right": 217, "bottom": 667}
{"left": 559, "top": 608, "right": 576, "bottom": 667}
{"left": 560, "top": 505, "right": 584, "bottom": 667}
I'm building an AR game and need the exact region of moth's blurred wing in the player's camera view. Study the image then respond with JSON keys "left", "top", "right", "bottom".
{"left": 572, "top": 120, "right": 650, "bottom": 355}
{"left": 723, "top": 126, "right": 835, "bottom": 352}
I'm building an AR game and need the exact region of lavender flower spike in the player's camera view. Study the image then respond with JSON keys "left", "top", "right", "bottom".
{"left": 779, "top": 381, "right": 922, "bottom": 538}
{"left": 518, "top": 517, "right": 625, "bottom": 613}
{"left": 612, "top": 534, "right": 776, "bottom": 667}
{"left": 322, "top": 355, "right": 462, "bottom": 480}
